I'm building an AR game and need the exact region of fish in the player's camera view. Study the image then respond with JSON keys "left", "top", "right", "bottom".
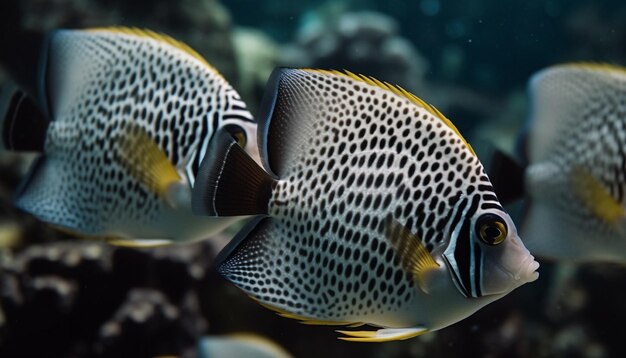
{"left": 489, "top": 63, "right": 626, "bottom": 262}
{"left": 0, "top": 27, "right": 259, "bottom": 245}
{"left": 192, "top": 68, "right": 540, "bottom": 342}
{"left": 198, "top": 333, "right": 292, "bottom": 358}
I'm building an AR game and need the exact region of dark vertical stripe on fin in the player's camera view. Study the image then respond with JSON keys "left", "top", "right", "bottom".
{"left": 2, "top": 90, "right": 49, "bottom": 151}
{"left": 455, "top": 219, "right": 473, "bottom": 296}
{"left": 472, "top": 242, "right": 482, "bottom": 297}
{"left": 486, "top": 148, "right": 525, "bottom": 205}
{"left": 192, "top": 128, "right": 275, "bottom": 216}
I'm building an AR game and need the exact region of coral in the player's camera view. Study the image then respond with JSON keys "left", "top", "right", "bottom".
{"left": 0, "top": 240, "right": 217, "bottom": 357}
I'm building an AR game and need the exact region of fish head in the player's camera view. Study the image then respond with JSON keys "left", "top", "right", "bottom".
{"left": 476, "top": 210, "right": 539, "bottom": 296}
{"left": 443, "top": 206, "right": 539, "bottom": 298}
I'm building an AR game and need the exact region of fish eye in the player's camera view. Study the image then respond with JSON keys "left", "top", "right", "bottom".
{"left": 476, "top": 213, "right": 507, "bottom": 245}
{"left": 223, "top": 124, "right": 247, "bottom": 148}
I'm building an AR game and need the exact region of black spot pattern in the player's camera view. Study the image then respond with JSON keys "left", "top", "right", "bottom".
{"left": 221, "top": 70, "right": 500, "bottom": 324}
{"left": 15, "top": 29, "right": 254, "bottom": 240}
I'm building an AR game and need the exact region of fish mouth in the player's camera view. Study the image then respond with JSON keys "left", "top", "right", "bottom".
{"left": 483, "top": 253, "right": 540, "bottom": 296}
{"left": 515, "top": 255, "right": 540, "bottom": 283}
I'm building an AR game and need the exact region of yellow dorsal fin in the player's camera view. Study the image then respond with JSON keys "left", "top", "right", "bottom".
{"left": 557, "top": 62, "right": 626, "bottom": 76}
{"left": 570, "top": 165, "right": 626, "bottom": 226}
{"left": 303, "top": 69, "right": 476, "bottom": 156}
{"left": 86, "top": 27, "right": 220, "bottom": 76}
{"left": 384, "top": 216, "right": 439, "bottom": 293}
{"left": 116, "top": 123, "right": 182, "bottom": 203}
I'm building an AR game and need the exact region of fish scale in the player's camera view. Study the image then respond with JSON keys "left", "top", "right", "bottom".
{"left": 195, "top": 68, "right": 539, "bottom": 341}
{"left": 6, "top": 28, "right": 258, "bottom": 243}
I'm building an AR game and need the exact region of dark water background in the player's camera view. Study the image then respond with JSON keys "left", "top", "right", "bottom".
{"left": 0, "top": 0, "right": 625, "bottom": 357}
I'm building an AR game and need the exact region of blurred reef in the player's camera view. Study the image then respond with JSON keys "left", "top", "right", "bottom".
{"left": 1, "top": 0, "right": 626, "bottom": 357}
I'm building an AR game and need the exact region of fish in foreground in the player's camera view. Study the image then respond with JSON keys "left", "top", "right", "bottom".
{"left": 193, "top": 68, "right": 540, "bottom": 342}
{"left": 0, "top": 27, "right": 258, "bottom": 245}
{"left": 490, "top": 63, "right": 626, "bottom": 262}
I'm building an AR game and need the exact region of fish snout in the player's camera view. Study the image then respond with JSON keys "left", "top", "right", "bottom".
{"left": 481, "top": 235, "right": 540, "bottom": 295}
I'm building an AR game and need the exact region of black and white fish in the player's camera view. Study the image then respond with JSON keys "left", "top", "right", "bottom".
{"left": 193, "top": 68, "right": 539, "bottom": 341}
{"left": 0, "top": 27, "right": 258, "bottom": 245}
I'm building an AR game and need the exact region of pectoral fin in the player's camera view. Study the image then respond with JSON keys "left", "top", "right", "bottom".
{"left": 116, "top": 124, "right": 187, "bottom": 208}
{"left": 384, "top": 216, "right": 440, "bottom": 293}
{"left": 570, "top": 165, "right": 626, "bottom": 227}
{"left": 336, "top": 327, "right": 429, "bottom": 342}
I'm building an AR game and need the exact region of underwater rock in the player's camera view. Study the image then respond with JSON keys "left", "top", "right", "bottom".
{"left": 98, "top": 288, "right": 206, "bottom": 358}
{"left": 0, "top": 240, "right": 218, "bottom": 357}
{"left": 282, "top": 11, "right": 428, "bottom": 94}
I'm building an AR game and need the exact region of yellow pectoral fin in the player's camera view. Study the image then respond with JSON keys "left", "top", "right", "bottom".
{"left": 116, "top": 124, "right": 184, "bottom": 208}
{"left": 337, "top": 327, "right": 429, "bottom": 342}
{"left": 383, "top": 216, "right": 440, "bottom": 293}
{"left": 570, "top": 166, "right": 626, "bottom": 226}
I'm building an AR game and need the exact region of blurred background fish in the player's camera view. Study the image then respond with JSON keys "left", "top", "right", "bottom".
{"left": 198, "top": 333, "right": 292, "bottom": 358}
{"left": 193, "top": 68, "right": 538, "bottom": 342}
{"left": 0, "top": 25, "right": 258, "bottom": 246}
{"left": 490, "top": 63, "right": 626, "bottom": 263}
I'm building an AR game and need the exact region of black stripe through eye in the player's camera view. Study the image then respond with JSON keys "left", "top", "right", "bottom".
{"left": 472, "top": 242, "right": 482, "bottom": 297}
{"left": 455, "top": 219, "right": 472, "bottom": 296}
{"left": 453, "top": 194, "right": 481, "bottom": 297}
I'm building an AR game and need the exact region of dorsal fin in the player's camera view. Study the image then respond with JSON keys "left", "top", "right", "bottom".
{"left": 85, "top": 27, "right": 221, "bottom": 78}
{"left": 303, "top": 69, "right": 476, "bottom": 156}
{"left": 555, "top": 62, "right": 626, "bottom": 76}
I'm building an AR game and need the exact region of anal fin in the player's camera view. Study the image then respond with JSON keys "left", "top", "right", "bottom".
{"left": 336, "top": 327, "right": 429, "bottom": 342}
{"left": 107, "top": 238, "right": 172, "bottom": 248}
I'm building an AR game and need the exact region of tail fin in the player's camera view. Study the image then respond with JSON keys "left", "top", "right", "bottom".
{"left": 486, "top": 147, "right": 526, "bottom": 205}
{"left": 192, "top": 128, "right": 275, "bottom": 216}
{"left": 0, "top": 88, "right": 48, "bottom": 151}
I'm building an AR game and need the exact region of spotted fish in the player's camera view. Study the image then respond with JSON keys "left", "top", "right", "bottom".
{"left": 491, "top": 63, "right": 626, "bottom": 262}
{"left": 192, "top": 68, "right": 539, "bottom": 341}
{"left": 0, "top": 27, "right": 258, "bottom": 245}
